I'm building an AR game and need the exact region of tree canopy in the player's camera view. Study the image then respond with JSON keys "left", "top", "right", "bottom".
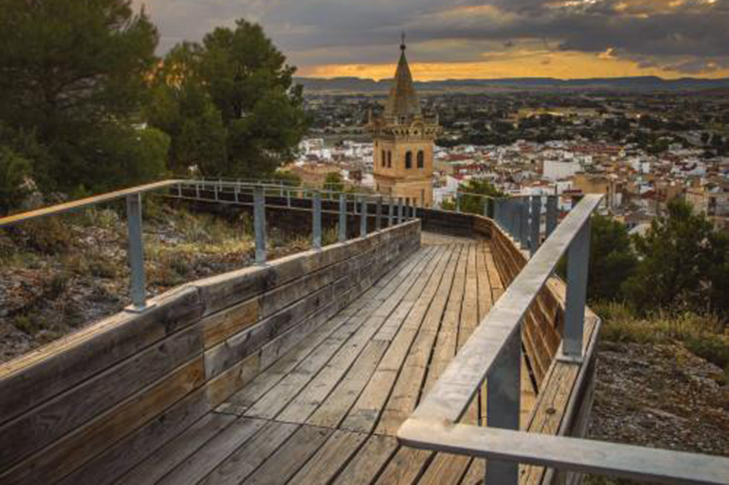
{"left": 0, "top": 0, "right": 161, "bottom": 194}
{"left": 146, "top": 19, "right": 308, "bottom": 179}
{"left": 0, "top": 5, "right": 307, "bottom": 214}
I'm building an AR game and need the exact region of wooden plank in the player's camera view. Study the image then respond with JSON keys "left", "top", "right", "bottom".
{"left": 199, "top": 421, "right": 299, "bottom": 485}
{"left": 0, "top": 285, "right": 203, "bottom": 426}
{"left": 115, "top": 413, "right": 236, "bottom": 485}
{"left": 202, "top": 298, "right": 259, "bottom": 349}
{"left": 206, "top": 352, "right": 261, "bottom": 408}
{"left": 306, "top": 340, "right": 388, "bottom": 428}
{"left": 373, "top": 447, "right": 433, "bottom": 485}
{"left": 375, "top": 245, "right": 464, "bottom": 435}
{"left": 288, "top": 430, "right": 367, "bottom": 484}
{"left": 332, "top": 434, "right": 398, "bottom": 485}
{"left": 1, "top": 357, "right": 205, "bottom": 485}
{"left": 341, "top": 247, "right": 455, "bottom": 433}
{"left": 0, "top": 323, "right": 203, "bottom": 469}
{"left": 418, "top": 453, "right": 471, "bottom": 485}
{"left": 276, "top": 248, "right": 442, "bottom": 424}
{"left": 60, "top": 384, "right": 212, "bottom": 485}
{"left": 157, "top": 418, "right": 266, "bottom": 485}
{"left": 240, "top": 425, "right": 332, "bottom": 485}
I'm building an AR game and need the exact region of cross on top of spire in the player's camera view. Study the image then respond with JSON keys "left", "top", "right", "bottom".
{"left": 401, "top": 32, "right": 406, "bottom": 51}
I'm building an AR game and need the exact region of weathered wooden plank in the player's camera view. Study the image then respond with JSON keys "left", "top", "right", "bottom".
{"left": 1, "top": 357, "right": 205, "bottom": 485}
{"left": 157, "top": 418, "right": 266, "bottom": 485}
{"left": 341, "top": 247, "right": 455, "bottom": 433}
{"left": 196, "top": 221, "right": 419, "bottom": 316}
{"left": 331, "top": 434, "right": 398, "bottom": 485}
{"left": 240, "top": 425, "right": 332, "bottom": 485}
{"left": 306, "top": 340, "right": 388, "bottom": 429}
{"left": 288, "top": 430, "right": 367, "bottom": 484}
{"left": 115, "top": 413, "right": 236, "bottom": 485}
{"left": 198, "top": 421, "right": 299, "bottom": 485}
{"left": 206, "top": 352, "right": 261, "bottom": 408}
{"left": 276, "top": 248, "right": 441, "bottom": 424}
{"left": 202, "top": 299, "right": 259, "bottom": 349}
{"left": 375, "top": 245, "right": 464, "bottom": 435}
{"left": 0, "top": 285, "right": 203, "bottom": 427}
{"left": 60, "top": 383, "right": 213, "bottom": 485}
{"left": 0, "top": 323, "right": 203, "bottom": 469}
{"left": 418, "top": 453, "right": 472, "bottom": 485}
{"left": 373, "top": 447, "right": 433, "bottom": 485}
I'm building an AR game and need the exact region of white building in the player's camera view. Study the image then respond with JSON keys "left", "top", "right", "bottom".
{"left": 543, "top": 159, "right": 580, "bottom": 181}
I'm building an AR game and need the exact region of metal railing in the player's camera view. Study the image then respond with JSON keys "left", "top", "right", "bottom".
{"left": 398, "top": 193, "right": 729, "bottom": 484}
{"left": 445, "top": 191, "right": 560, "bottom": 257}
{"left": 0, "top": 179, "right": 417, "bottom": 313}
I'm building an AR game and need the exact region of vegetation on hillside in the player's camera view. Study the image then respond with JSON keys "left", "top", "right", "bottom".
{"left": 569, "top": 200, "right": 729, "bottom": 322}
{"left": 441, "top": 179, "right": 505, "bottom": 216}
{"left": 0, "top": 0, "right": 307, "bottom": 215}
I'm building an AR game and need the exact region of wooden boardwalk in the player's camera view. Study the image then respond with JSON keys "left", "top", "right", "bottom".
{"left": 116, "top": 236, "right": 538, "bottom": 485}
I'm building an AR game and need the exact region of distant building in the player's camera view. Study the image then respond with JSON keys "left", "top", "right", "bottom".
{"left": 367, "top": 37, "right": 441, "bottom": 207}
{"left": 542, "top": 159, "right": 580, "bottom": 181}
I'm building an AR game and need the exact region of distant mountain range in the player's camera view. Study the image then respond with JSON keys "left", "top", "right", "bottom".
{"left": 295, "top": 76, "right": 729, "bottom": 94}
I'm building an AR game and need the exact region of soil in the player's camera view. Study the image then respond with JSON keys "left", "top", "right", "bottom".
{"left": 585, "top": 341, "right": 729, "bottom": 484}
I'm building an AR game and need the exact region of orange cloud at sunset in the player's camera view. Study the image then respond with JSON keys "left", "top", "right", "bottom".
{"left": 300, "top": 50, "right": 729, "bottom": 81}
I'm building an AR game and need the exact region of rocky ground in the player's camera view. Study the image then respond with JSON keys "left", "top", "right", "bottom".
{"left": 585, "top": 341, "right": 729, "bottom": 484}
{"left": 0, "top": 201, "right": 315, "bottom": 363}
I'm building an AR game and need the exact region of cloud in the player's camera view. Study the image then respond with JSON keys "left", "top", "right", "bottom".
{"left": 133, "top": 0, "right": 729, "bottom": 77}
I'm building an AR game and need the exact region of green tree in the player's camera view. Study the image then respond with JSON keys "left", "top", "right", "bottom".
{"left": 585, "top": 214, "right": 638, "bottom": 301}
{"left": 147, "top": 20, "right": 308, "bottom": 179}
{"left": 0, "top": 146, "right": 32, "bottom": 214}
{"left": 146, "top": 43, "right": 228, "bottom": 176}
{"left": 0, "top": 0, "right": 160, "bottom": 192}
{"left": 324, "top": 173, "right": 345, "bottom": 192}
{"left": 442, "top": 179, "right": 503, "bottom": 216}
{"left": 623, "top": 200, "right": 716, "bottom": 314}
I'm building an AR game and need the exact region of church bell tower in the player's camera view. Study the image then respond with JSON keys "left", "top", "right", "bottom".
{"left": 367, "top": 35, "right": 441, "bottom": 207}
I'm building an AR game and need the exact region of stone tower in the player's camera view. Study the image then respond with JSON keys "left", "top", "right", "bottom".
{"left": 368, "top": 36, "right": 441, "bottom": 207}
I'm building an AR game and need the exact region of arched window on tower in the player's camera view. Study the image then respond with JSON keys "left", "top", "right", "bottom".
{"left": 417, "top": 150, "right": 424, "bottom": 169}
{"left": 381, "top": 149, "right": 386, "bottom": 167}
{"left": 387, "top": 151, "right": 392, "bottom": 168}
{"left": 405, "top": 151, "right": 412, "bottom": 169}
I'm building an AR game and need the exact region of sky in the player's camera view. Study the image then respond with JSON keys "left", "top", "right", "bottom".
{"left": 132, "top": 0, "right": 729, "bottom": 81}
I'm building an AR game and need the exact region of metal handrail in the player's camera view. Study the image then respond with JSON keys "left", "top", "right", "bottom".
{"left": 0, "top": 179, "right": 417, "bottom": 312}
{"left": 398, "top": 194, "right": 729, "bottom": 484}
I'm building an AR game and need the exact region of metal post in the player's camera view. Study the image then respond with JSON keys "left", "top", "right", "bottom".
{"left": 530, "top": 196, "right": 542, "bottom": 256}
{"left": 195, "top": 183, "right": 200, "bottom": 199}
{"left": 254, "top": 185, "right": 266, "bottom": 265}
{"left": 494, "top": 199, "right": 502, "bottom": 229}
{"left": 485, "top": 327, "right": 521, "bottom": 484}
{"left": 388, "top": 198, "right": 394, "bottom": 228}
{"left": 338, "top": 193, "right": 347, "bottom": 242}
{"left": 214, "top": 182, "right": 219, "bottom": 201}
{"left": 483, "top": 197, "right": 489, "bottom": 218}
{"left": 126, "top": 194, "right": 146, "bottom": 311}
{"left": 360, "top": 198, "right": 368, "bottom": 236}
{"left": 563, "top": 218, "right": 590, "bottom": 360}
{"left": 287, "top": 189, "right": 291, "bottom": 208}
{"left": 376, "top": 197, "right": 382, "bottom": 231}
{"left": 510, "top": 199, "right": 517, "bottom": 236}
{"left": 456, "top": 192, "right": 461, "bottom": 213}
{"left": 509, "top": 199, "right": 518, "bottom": 238}
{"left": 313, "top": 191, "right": 322, "bottom": 250}
{"left": 519, "top": 198, "right": 529, "bottom": 250}
{"left": 234, "top": 183, "right": 239, "bottom": 203}
{"left": 398, "top": 198, "right": 403, "bottom": 224}
{"left": 546, "top": 195, "right": 558, "bottom": 238}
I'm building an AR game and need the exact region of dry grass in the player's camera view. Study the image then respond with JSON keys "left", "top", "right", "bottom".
{"left": 594, "top": 301, "right": 729, "bottom": 383}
